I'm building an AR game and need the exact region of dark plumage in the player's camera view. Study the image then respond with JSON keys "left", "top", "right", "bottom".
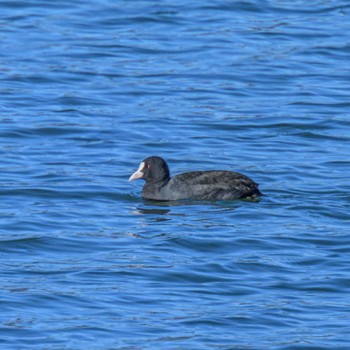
{"left": 129, "top": 156, "right": 262, "bottom": 201}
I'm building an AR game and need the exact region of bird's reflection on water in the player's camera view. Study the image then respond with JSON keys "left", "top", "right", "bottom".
{"left": 131, "top": 198, "right": 244, "bottom": 218}
{"left": 131, "top": 200, "right": 179, "bottom": 219}
{"left": 128, "top": 198, "right": 255, "bottom": 237}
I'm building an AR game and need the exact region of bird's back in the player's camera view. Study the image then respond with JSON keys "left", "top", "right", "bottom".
{"left": 164, "top": 170, "right": 261, "bottom": 200}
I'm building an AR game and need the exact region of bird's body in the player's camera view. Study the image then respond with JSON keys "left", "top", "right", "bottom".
{"left": 129, "top": 156, "right": 262, "bottom": 201}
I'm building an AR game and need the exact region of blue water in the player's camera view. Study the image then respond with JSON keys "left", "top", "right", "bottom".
{"left": 1, "top": 1, "right": 350, "bottom": 349}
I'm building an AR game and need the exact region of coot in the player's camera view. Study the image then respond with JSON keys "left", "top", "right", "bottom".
{"left": 129, "top": 156, "right": 262, "bottom": 201}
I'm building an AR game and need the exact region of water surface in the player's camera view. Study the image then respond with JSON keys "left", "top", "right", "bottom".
{"left": 1, "top": 1, "right": 350, "bottom": 349}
